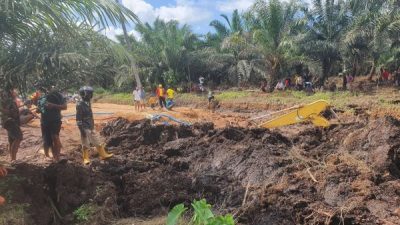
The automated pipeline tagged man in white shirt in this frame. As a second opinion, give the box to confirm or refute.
[132,87,141,111]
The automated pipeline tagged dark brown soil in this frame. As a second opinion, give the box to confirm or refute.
[1,117,400,225]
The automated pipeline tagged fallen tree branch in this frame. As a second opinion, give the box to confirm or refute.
[242,181,251,207]
[306,168,318,183]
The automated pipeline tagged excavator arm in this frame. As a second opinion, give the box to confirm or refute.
[259,100,331,128]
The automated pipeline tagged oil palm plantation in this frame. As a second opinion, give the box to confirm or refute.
[0,0,139,91]
[299,0,350,85]
[248,0,303,91]
[344,0,400,78]
[131,19,199,86]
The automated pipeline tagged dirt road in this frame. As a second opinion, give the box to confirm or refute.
[0,103,250,165]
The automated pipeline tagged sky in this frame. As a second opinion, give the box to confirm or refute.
[103,0,258,41]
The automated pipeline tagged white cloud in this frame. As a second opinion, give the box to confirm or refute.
[105,0,259,40]
[122,0,213,25]
[129,30,142,41]
[122,0,156,23]
[103,26,123,42]
[217,0,255,13]
[103,26,142,42]
[156,5,212,24]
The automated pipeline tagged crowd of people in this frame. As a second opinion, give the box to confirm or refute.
[378,67,400,86]
[0,84,114,205]
[263,73,315,93]
[134,84,176,111]
[261,66,400,94]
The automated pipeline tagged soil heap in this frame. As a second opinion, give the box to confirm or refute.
[1,117,400,225]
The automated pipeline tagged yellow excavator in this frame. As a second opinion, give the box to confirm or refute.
[251,100,338,128]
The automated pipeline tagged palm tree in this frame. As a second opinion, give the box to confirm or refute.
[249,0,303,91]
[299,0,350,85]
[0,0,139,89]
[210,9,244,40]
[130,19,199,86]
[344,0,400,79]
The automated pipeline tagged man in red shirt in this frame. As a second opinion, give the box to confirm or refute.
[156,84,166,109]
[382,68,390,81]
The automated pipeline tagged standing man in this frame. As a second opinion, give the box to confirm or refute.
[76,86,113,164]
[341,73,347,90]
[37,86,67,161]
[394,67,400,86]
[132,87,140,111]
[166,87,175,110]
[0,89,23,161]
[199,76,205,92]
[139,86,146,110]
[156,84,166,109]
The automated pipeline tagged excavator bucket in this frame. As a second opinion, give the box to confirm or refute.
[259,100,330,128]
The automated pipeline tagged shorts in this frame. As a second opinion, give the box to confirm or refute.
[80,129,101,148]
[3,119,23,143]
[41,121,62,148]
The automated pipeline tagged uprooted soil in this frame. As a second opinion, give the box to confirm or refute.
[1,116,400,225]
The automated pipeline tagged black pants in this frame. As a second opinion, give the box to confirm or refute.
[159,96,166,108]
[41,121,62,148]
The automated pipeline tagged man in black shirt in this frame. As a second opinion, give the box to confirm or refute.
[76,86,112,164]
[37,87,67,161]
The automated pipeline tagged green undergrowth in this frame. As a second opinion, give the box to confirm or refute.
[91,88,400,113]
[0,203,30,225]
[0,175,29,225]
[73,203,96,223]
[94,92,133,105]
[167,199,235,225]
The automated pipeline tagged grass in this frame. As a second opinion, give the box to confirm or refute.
[94,92,133,105]
[215,90,252,100]
[73,204,95,222]
[0,203,30,225]
[0,175,26,204]
[0,174,29,225]
[91,87,400,119]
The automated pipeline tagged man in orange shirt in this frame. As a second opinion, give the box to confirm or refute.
[156,84,166,109]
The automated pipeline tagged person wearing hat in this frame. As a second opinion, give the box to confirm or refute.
[76,86,113,164]
[156,84,166,109]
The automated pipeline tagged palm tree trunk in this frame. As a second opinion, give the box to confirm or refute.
[121,17,131,50]
[268,61,279,92]
[351,58,357,77]
[116,0,142,88]
[368,61,376,81]
[320,60,330,87]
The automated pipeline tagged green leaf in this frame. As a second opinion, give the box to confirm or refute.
[207,215,235,225]
[191,199,214,225]
[166,204,187,225]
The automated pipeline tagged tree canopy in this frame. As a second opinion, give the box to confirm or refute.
[1,0,400,93]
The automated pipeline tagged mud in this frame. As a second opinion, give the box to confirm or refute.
[1,116,400,225]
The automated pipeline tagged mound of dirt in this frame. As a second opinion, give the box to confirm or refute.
[2,116,400,225]
[100,117,400,224]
